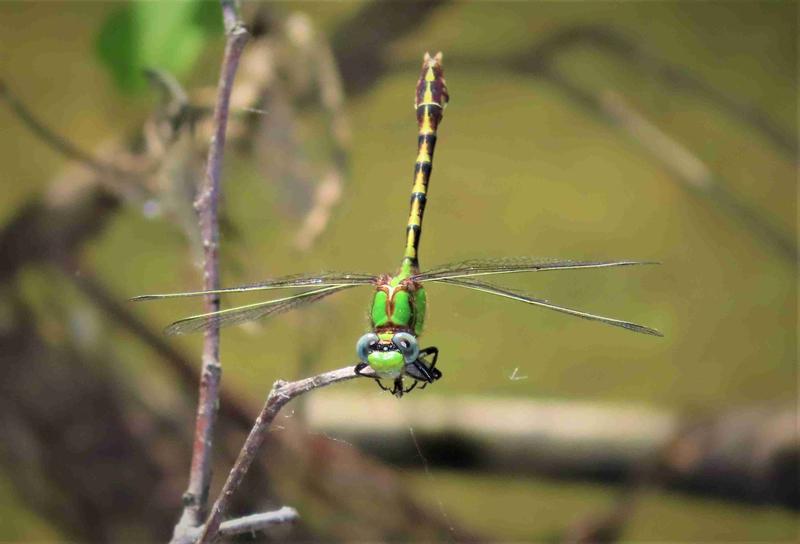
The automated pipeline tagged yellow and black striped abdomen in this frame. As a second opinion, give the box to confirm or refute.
[402,52,449,275]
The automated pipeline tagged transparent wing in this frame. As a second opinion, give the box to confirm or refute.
[132,272,376,301]
[164,285,360,335]
[412,257,657,282]
[435,278,662,337]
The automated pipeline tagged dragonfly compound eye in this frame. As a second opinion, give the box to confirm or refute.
[356,332,380,363]
[391,332,420,363]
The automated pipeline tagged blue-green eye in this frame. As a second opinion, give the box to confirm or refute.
[392,332,419,363]
[356,333,379,362]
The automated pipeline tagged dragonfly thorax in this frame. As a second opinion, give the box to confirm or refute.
[370,275,427,336]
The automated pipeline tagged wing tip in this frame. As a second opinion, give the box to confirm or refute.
[164,319,204,336]
[629,323,664,337]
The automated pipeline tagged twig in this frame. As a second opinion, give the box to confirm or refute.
[196,365,374,544]
[174,0,249,538]
[176,507,299,544]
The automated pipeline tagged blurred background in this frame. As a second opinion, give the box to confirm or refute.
[0,1,796,542]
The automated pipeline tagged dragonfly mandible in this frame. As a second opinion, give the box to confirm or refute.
[133,52,661,397]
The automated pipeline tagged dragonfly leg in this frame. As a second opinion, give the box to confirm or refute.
[403,380,419,394]
[354,362,371,377]
[404,347,442,388]
[406,346,441,378]
[373,378,391,392]
[391,377,405,398]
[419,346,441,379]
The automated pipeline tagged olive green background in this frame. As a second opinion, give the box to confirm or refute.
[0,1,796,541]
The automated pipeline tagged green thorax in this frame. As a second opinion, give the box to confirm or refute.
[370,273,427,336]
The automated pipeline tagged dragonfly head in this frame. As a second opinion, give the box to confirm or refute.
[356,331,419,378]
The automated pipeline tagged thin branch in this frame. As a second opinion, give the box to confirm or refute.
[176,507,299,544]
[197,365,374,544]
[174,1,249,538]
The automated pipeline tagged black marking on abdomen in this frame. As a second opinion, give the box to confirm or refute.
[414,161,433,179]
[410,191,427,206]
[416,105,444,125]
[417,133,438,151]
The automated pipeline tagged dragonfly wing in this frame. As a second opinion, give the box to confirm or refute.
[164,284,359,335]
[412,257,657,282]
[132,272,376,301]
[434,278,662,337]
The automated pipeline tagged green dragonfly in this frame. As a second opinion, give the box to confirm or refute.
[134,52,661,397]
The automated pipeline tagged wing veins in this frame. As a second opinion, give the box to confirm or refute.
[132,272,376,301]
[434,278,662,337]
[164,285,358,335]
[413,258,657,282]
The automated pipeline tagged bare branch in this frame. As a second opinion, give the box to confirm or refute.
[196,365,374,544]
[174,1,249,539]
[216,507,298,535]
[177,507,299,544]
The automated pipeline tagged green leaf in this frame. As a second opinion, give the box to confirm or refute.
[95,0,223,93]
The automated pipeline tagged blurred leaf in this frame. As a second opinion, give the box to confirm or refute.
[95,1,222,93]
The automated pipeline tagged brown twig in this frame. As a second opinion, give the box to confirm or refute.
[174,0,249,538]
[197,365,374,544]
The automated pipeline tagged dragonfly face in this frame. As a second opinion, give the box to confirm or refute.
[355,331,441,397]
[356,331,418,379]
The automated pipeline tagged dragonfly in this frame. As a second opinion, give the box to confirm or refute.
[134,52,661,397]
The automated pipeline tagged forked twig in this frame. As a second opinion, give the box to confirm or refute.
[173,0,249,540]
[176,507,299,544]
[196,365,374,544]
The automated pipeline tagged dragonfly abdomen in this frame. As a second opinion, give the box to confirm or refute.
[402,52,449,274]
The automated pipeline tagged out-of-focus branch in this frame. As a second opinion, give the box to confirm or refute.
[176,507,299,544]
[599,90,797,261]
[283,13,349,252]
[0,81,152,205]
[63,266,254,429]
[517,24,796,158]
[306,393,798,509]
[174,0,249,538]
[332,0,448,95]
[0,80,125,175]
[197,366,374,544]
